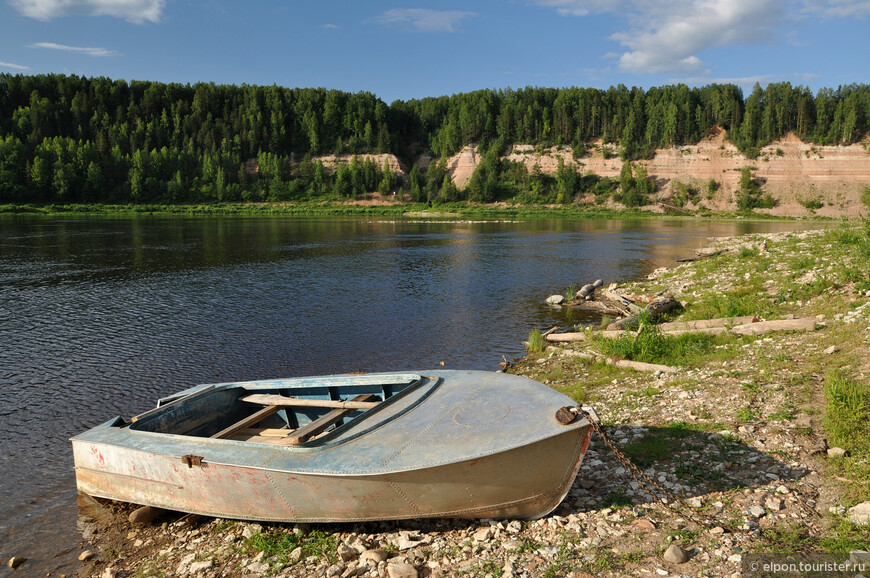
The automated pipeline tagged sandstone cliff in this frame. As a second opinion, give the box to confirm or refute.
[438,129,870,217]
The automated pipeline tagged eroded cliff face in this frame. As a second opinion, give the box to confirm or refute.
[315,153,404,173]
[438,129,870,217]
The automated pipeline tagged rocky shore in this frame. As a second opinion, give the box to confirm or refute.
[27,226,870,578]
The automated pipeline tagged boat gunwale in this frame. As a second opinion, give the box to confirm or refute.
[123,374,440,448]
[156,372,427,407]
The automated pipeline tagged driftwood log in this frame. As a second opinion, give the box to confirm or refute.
[554,348,677,373]
[658,316,759,332]
[729,317,817,335]
[547,316,818,342]
[607,296,682,330]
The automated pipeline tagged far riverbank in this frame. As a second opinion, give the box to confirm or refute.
[0,200,840,220]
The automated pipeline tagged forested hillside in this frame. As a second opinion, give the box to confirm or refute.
[1,74,869,205]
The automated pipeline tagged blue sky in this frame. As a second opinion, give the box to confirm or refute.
[1,0,869,103]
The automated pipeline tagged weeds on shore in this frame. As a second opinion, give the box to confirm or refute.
[526,328,545,353]
[245,529,338,567]
[592,323,722,366]
[824,370,869,461]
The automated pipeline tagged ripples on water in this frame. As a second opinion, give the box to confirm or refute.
[0,215,813,574]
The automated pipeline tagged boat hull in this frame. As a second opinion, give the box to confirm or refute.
[72,370,594,521]
[74,425,591,521]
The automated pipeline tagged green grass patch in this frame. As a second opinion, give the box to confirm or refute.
[824,370,870,453]
[245,529,339,566]
[735,407,762,422]
[628,386,662,397]
[681,289,776,320]
[593,325,721,366]
[760,520,870,554]
[526,328,545,353]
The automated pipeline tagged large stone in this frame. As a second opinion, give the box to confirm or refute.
[360,549,389,565]
[472,527,493,542]
[189,560,213,574]
[338,543,358,562]
[7,557,27,569]
[128,505,167,525]
[848,502,870,526]
[851,551,870,566]
[241,523,263,538]
[746,505,766,518]
[78,550,95,561]
[326,563,345,577]
[631,519,656,531]
[828,447,849,458]
[289,546,303,562]
[546,295,565,305]
[386,562,418,578]
[663,544,689,564]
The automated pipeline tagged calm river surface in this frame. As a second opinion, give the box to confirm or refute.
[0,214,819,575]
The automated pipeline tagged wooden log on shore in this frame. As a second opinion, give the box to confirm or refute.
[603,290,642,314]
[548,347,676,373]
[613,359,677,373]
[658,316,759,332]
[553,316,817,342]
[546,332,587,342]
[730,317,817,335]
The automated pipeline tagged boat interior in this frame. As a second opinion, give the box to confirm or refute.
[126,373,430,445]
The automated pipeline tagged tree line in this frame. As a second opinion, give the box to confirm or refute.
[1,73,869,204]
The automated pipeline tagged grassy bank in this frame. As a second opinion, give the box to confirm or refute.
[520,221,870,562]
[0,200,817,220]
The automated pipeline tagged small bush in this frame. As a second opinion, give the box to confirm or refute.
[527,328,545,353]
[594,324,719,366]
[799,196,824,212]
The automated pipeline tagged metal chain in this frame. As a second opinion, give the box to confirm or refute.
[572,407,714,529]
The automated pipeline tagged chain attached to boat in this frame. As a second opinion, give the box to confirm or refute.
[557,406,713,529]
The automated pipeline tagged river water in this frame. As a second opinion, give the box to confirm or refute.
[0,214,817,575]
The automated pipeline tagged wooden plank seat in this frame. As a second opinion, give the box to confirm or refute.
[241,394,380,410]
[280,394,375,445]
[211,405,282,439]
[216,394,377,444]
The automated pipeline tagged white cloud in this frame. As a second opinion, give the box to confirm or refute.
[801,0,870,16]
[533,0,626,16]
[373,8,476,32]
[321,23,338,29]
[792,72,820,81]
[32,42,118,57]
[0,60,29,70]
[677,73,774,85]
[10,0,164,23]
[536,0,784,74]
[614,0,782,74]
